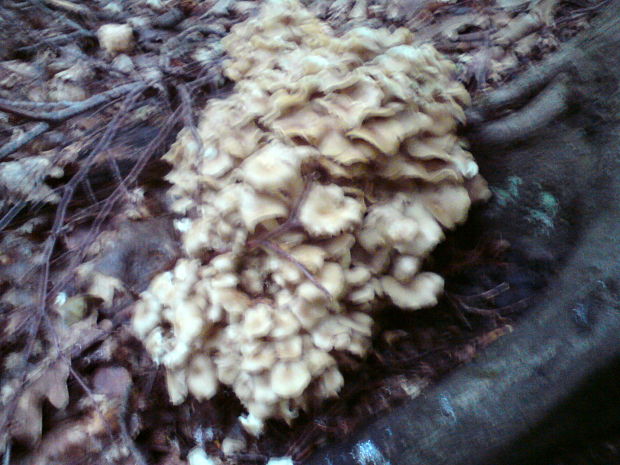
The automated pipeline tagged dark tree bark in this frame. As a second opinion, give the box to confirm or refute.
[305,2,620,464]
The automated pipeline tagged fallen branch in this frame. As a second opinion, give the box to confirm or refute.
[0,82,147,159]
[16,30,91,55]
[0,201,28,231]
[0,82,146,124]
[43,0,90,16]
[0,122,50,160]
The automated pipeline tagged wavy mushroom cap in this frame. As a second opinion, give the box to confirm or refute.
[299,183,365,237]
[270,360,312,398]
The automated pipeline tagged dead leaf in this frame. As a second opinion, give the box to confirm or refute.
[0,156,64,204]
[10,359,70,444]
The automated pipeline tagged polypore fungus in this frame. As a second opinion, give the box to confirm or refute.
[132,0,489,435]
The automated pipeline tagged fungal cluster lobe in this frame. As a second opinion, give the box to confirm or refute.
[133,0,488,436]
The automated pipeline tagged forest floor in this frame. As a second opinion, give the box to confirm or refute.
[0,0,610,464]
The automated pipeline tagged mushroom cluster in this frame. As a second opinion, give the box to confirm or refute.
[132,0,489,435]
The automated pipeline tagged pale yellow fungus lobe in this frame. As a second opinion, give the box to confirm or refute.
[132,0,489,436]
[299,184,365,237]
[270,361,312,399]
[97,24,134,56]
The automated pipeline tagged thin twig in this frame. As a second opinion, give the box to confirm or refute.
[106,157,129,195]
[497,297,530,315]
[258,240,333,300]
[556,0,611,24]
[0,201,28,231]
[473,282,510,300]
[69,355,149,465]
[16,30,91,54]
[448,301,472,330]
[0,82,146,123]
[48,107,181,298]
[0,122,50,160]
[68,366,116,441]
[456,300,498,317]
[451,282,510,302]
[4,0,30,7]
[2,440,10,465]
[118,384,149,465]
[247,176,315,246]
[0,98,72,109]
[28,0,94,37]
[81,178,98,205]
[177,83,203,157]
[0,87,145,435]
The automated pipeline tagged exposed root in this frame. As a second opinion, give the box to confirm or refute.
[466,52,571,125]
[468,76,570,145]
[27,0,94,37]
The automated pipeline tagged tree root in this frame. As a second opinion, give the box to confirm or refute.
[466,51,572,126]
[466,6,620,147]
[468,77,570,146]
